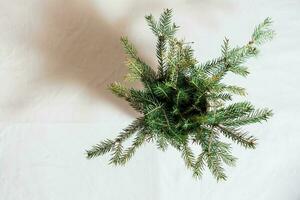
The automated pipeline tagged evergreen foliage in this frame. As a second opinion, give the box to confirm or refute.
[86,9,274,181]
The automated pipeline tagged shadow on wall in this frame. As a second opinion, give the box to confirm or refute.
[30,0,136,116]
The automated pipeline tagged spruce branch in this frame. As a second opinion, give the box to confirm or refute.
[87,9,274,181]
[206,138,228,181]
[109,82,130,98]
[86,139,115,159]
[145,14,159,36]
[109,141,124,165]
[86,118,144,159]
[223,108,273,126]
[118,131,148,164]
[222,85,247,96]
[216,125,257,149]
[251,17,275,45]
[156,135,169,151]
[181,142,196,169]
[157,35,167,77]
[121,37,156,83]
[193,152,206,179]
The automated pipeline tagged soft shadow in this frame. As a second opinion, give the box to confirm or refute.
[6,0,236,119]
[30,0,136,116]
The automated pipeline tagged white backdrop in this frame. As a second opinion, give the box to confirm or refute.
[0,0,300,199]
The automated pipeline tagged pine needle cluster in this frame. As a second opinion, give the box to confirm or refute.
[86,9,274,181]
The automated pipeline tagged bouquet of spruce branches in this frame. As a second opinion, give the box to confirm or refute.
[86,9,274,181]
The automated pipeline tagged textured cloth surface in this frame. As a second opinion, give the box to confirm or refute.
[0,0,299,199]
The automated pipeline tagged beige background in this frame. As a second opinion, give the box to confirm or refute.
[0,0,300,199]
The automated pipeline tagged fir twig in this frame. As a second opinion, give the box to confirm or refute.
[87,9,274,181]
